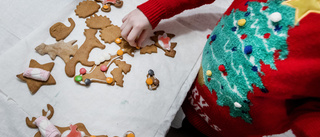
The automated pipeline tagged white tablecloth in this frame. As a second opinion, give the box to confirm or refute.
[0,0,232,136]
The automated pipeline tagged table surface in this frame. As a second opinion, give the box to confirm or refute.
[0,0,236,137]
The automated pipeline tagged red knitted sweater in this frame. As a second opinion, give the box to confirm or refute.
[138,0,320,137]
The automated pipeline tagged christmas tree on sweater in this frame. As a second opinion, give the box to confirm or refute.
[202,0,295,123]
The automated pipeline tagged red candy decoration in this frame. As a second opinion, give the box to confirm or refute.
[80,68,86,75]
[100,65,108,72]
[241,34,247,39]
[223,72,228,76]
[262,6,268,11]
[219,65,226,72]
[264,33,271,39]
[207,34,210,39]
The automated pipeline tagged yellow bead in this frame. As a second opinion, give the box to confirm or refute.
[117,49,124,56]
[115,38,122,44]
[103,5,109,9]
[206,70,212,76]
[126,133,135,137]
[106,77,113,84]
[146,78,153,85]
[238,19,246,26]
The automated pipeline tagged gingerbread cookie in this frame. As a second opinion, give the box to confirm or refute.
[146,69,159,90]
[65,29,105,77]
[50,18,75,41]
[140,44,158,54]
[85,14,112,29]
[75,0,100,18]
[150,31,177,58]
[16,59,56,94]
[116,38,136,57]
[26,104,112,137]
[35,40,78,63]
[95,0,123,12]
[74,54,120,86]
[74,51,131,87]
[99,25,121,44]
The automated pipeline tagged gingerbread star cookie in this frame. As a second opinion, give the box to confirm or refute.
[17,59,56,94]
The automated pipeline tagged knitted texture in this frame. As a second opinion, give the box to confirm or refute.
[202,0,295,123]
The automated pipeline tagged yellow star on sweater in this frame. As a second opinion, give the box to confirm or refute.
[282,0,320,24]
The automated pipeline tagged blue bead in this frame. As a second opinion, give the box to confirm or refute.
[245,12,251,17]
[251,66,258,72]
[274,25,282,32]
[221,85,224,89]
[84,79,91,86]
[211,35,217,41]
[245,1,249,5]
[232,47,237,51]
[231,27,237,32]
[244,45,252,54]
[261,88,269,93]
[148,69,154,76]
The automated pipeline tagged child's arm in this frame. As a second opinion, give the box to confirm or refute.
[121,0,216,47]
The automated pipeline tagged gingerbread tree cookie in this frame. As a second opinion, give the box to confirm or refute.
[65,29,105,77]
[140,44,158,54]
[35,40,78,63]
[85,14,112,29]
[16,59,56,94]
[99,25,121,44]
[50,18,75,41]
[75,0,100,18]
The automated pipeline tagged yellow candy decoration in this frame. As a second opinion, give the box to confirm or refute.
[238,19,246,26]
[106,77,113,84]
[206,70,212,76]
[117,49,124,56]
[90,136,96,137]
[146,78,153,85]
[115,38,122,44]
[127,133,135,137]
[103,5,109,9]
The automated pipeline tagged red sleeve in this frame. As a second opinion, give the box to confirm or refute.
[137,0,216,28]
[289,100,320,137]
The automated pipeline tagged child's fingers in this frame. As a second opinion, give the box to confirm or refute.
[120,20,128,31]
[137,30,148,48]
[127,28,142,47]
[122,14,129,23]
[121,24,133,41]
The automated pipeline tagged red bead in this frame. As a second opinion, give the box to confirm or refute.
[262,6,268,11]
[80,68,86,75]
[219,65,226,72]
[264,33,271,39]
[208,78,211,82]
[241,34,247,39]
[207,34,210,39]
[100,65,108,72]
[223,72,228,76]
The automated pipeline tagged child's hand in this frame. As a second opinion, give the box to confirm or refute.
[121,9,152,48]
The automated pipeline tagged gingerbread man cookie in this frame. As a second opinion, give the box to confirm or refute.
[50,18,75,41]
[75,0,100,18]
[95,0,123,12]
[65,29,105,77]
[17,59,56,94]
[35,40,78,63]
